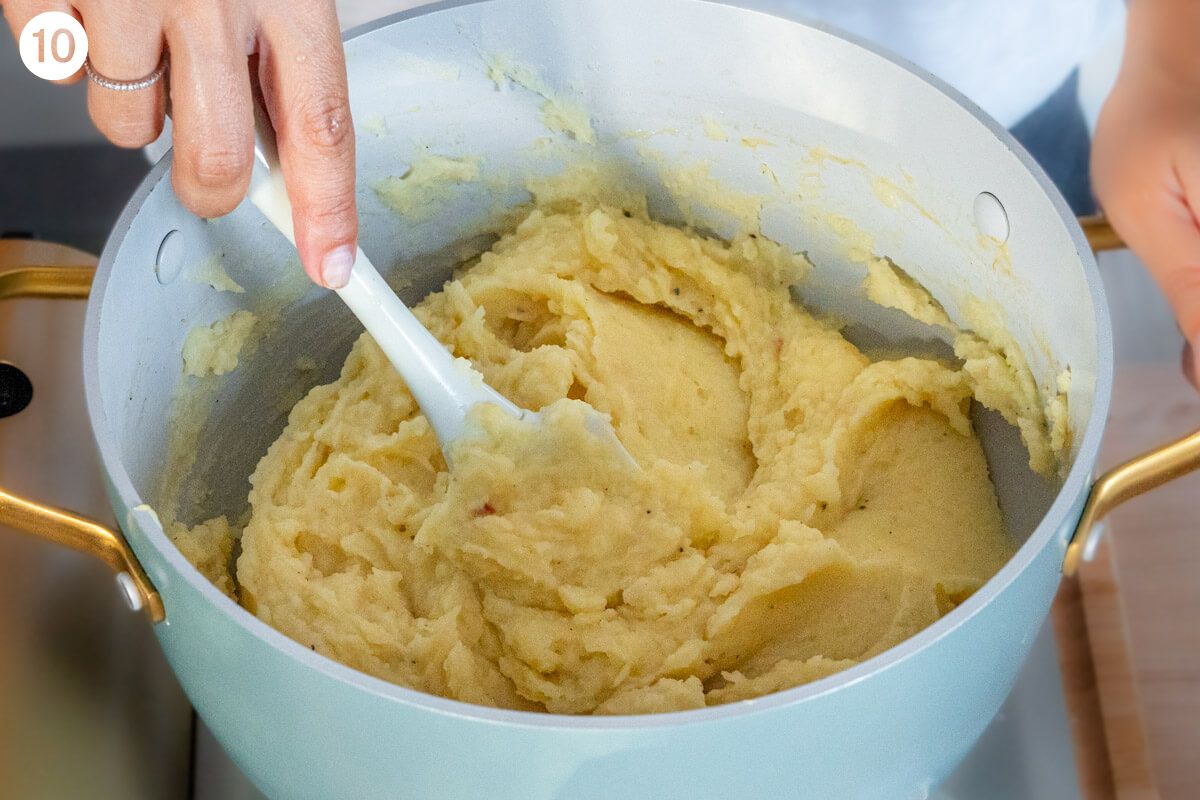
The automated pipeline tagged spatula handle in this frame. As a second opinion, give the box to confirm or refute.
[246,99,520,447]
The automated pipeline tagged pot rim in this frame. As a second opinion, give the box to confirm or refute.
[83,0,1114,730]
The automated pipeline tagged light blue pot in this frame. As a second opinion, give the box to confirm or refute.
[75,1,1116,798]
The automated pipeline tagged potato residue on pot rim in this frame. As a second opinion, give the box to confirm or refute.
[167,175,1064,715]
[863,257,1072,474]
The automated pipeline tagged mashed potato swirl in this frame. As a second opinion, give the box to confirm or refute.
[218,200,1016,714]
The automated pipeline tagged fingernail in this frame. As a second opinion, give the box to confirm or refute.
[321,245,355,289]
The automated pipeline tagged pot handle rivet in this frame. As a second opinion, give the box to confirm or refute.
[1081,520,1107,563]
[155,229,185,285]
[115,572,145,612]
[974,192,1009,243]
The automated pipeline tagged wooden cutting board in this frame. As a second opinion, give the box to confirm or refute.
[1054,535,1159,800]
[1053,361,1200,800]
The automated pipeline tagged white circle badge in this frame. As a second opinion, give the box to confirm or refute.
[19,11,88,81]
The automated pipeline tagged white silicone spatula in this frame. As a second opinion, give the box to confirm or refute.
[245,104,632,466]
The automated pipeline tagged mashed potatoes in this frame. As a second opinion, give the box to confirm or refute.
[180,196,1028,714]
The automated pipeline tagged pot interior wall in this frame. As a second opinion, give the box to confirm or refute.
[93,0,1095,552]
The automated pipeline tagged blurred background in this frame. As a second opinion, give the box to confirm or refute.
[1,1,1198,798]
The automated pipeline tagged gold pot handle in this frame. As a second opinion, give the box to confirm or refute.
[1063,217,1200,576]
[1078,215,1125,254]
[0,241,163,621]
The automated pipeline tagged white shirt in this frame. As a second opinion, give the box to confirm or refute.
[337,0,1125,128]
[743,0,1125,126]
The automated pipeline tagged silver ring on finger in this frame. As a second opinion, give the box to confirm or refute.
[84,54,167,92]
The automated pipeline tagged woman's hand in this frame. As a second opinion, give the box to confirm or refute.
[2,0,357,288]
[1092,0,1200,385]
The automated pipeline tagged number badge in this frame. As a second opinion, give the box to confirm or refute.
[19,11,88,81]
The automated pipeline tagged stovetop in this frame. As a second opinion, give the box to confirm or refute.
[0,144,1084,800]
